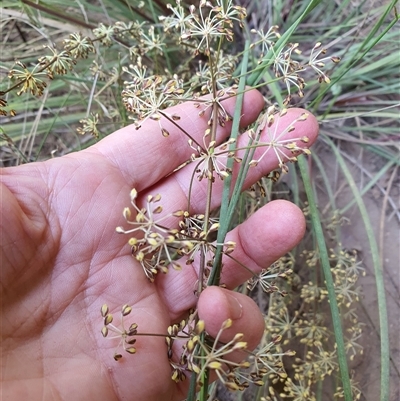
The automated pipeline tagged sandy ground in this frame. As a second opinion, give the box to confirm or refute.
[314,142,400,401]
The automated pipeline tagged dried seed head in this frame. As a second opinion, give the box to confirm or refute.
[232,341,247,351]
[225,382,240,391]
[194,320,205,335]
[172,262,182,271]
[218,170,229,180]
[128,323,138,335]
[191,363,200,374]
[173,210,185,217]
[153,205,163,214]
[104,314,113,326]
[121,304,132,316]
[299,113,309,121]
[187,339,195,352]
[222,319,233,330]
[123,207,131,220]
[209,222,220,231]
[233,333,244,342]
[101,304,109,317]
[208,361,223,370]
[272,335,282,344]
[130,188,138,201]
[128,237,138,246]
[125,347,137,354]
[171,369,180,382]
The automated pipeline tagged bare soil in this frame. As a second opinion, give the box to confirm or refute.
[311,142,400,401]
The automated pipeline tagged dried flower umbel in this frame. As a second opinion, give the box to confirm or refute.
[101,304,138,361]
[115,189,193,281]
[247,107,311,173]
[261,245,364,400]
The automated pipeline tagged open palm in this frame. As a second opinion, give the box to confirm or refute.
[0,90,318,401]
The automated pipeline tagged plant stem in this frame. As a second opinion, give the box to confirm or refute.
[208,40,251,285]
[298,154,352,401]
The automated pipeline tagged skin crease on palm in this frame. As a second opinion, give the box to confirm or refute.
[0,88,318,401]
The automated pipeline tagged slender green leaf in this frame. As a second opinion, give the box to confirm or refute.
[298,155,352,401]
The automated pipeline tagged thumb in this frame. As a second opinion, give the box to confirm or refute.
[198,286,264,351]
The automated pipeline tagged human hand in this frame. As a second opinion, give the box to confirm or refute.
[0,89,318,401]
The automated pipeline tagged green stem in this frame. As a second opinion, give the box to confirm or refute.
[199,361,209,401]
[197,33,225,400]
[187,371,198,401]
[208,40,251,285]
[298,155,352,401]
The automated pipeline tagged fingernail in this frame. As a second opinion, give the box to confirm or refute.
[225,292,243,320]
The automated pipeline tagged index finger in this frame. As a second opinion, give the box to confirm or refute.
[92,89,264,191]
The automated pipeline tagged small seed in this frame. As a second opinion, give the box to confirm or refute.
[121,305,132,316]
[104,314,113,325]
[125,347,136,354]
[101,304,109,317]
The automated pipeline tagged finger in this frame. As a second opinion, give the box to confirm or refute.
[157,200,305,320]
[198,287,264,351]
[141,108,318,214]
[221,200,305,287]
[92,89,264,192]
[170,287,263,395]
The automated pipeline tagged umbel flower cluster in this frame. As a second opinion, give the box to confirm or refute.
[115,188,235,283]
